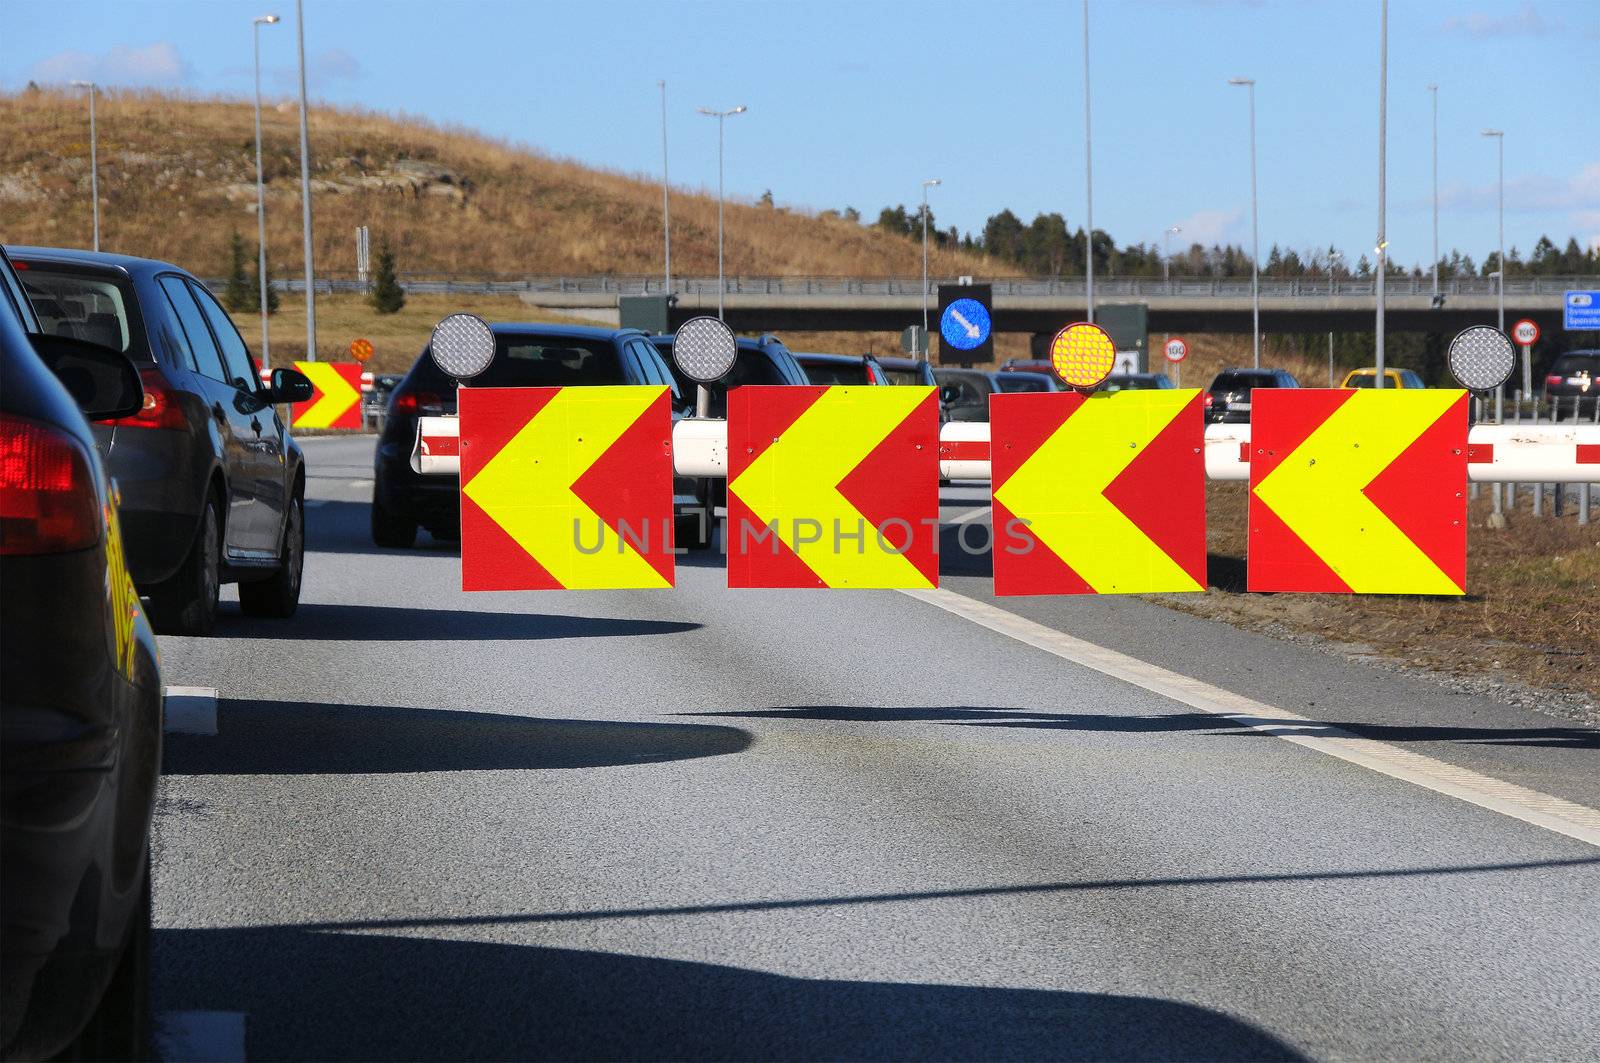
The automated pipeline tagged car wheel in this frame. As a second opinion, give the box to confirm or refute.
[371,492,416,548]
[66,861,152,1061]
[239,494,304,618]
[148,497,220,637]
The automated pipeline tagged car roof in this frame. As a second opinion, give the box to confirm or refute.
[874,356,925,369]
[650,333,782,351]
[6,244,186,280]
[934,367,990,379]
[794,352,865,364]
[488,322,641,343]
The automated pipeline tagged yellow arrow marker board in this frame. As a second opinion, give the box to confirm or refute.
[1249,388,1468,594]
[292,361,364,429]
[459,386,675,591]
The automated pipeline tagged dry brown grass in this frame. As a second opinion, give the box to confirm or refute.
[2,88,1003,283]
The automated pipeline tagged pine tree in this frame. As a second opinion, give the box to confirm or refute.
[224,232,254,312]
[369,240,406,315]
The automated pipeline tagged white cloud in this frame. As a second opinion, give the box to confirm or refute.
[28,42,191,86]
[268,48,365,94]
[1169,208,1243,247]
[1441,1,1561,38]
[1432,161,1600,212]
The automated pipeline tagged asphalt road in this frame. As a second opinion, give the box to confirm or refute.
[151,433,1600,1062]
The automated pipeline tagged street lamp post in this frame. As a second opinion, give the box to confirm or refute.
[1375,0,1388,387]
[920,178,940,361]
[252,15,280,368]
[1429,83,1439,305]
[658,80,670,297]
[1082,0,1095,324]
[1228,77,1260,368]
[69,81,99,251]
[294,0,316,361]
[1327,249,1342,385]
[1483,127,1506,520]
[696,105,746,320]
[1162,225,1181,286]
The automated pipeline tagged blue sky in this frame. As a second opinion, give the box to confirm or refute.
[5,0,1597,268]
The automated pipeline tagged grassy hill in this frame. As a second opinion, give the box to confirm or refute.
[0,88,1002,282]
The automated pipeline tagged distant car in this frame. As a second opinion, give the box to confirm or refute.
[1341,367,1426,389]
[1542,350,1599,415]
[934,368,996,422]
[795,352,887,386]
[1101,372,1175,393]
[375,323,702,548]
[872,356,938,388]
[1205,367,1299,423]
[7,246,313,635]
[648,332,809,418]
[990,370,1061,394]
[1,250,163,1061]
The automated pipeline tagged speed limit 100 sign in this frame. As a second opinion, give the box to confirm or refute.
[1163,336,1189,363]
[1511,319,1539,347]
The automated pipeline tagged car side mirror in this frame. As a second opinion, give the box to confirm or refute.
[939,384,960,406]
[28,333,145,421]
[269,367,315,404]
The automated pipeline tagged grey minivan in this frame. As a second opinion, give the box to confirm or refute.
[8,246,313,636]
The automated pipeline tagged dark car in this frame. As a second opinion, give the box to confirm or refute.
[998,359,1055,375]
[873,356,938,388]
[1101,372,1176,393]
[648,332,809,418]
[1,250,163,1061]
[1205,367,1300,423]
[795,353,887,386]
[1543,350,1599,415]
[7,246,312,636]
[375,323,698,548]
[990,370,1061,394]
[933,368,996,422]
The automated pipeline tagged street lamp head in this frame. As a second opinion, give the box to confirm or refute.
[1166,225,1181,235]
[1481,128,1502,137]
[1227,77,1254,86]
[255,13,280,23]
[922,178,941,188]
[731,105,747,115]
[70,79,93,89]
[1427,82,1438,91]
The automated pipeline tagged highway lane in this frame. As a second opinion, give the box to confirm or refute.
[151,433,1600,1061]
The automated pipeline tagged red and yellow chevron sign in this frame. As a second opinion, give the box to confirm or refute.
[727,385,939,588]
[990,390,1207,595]
[293,361,364,429]
[458,386,675,591]
[1249,388,1468,594]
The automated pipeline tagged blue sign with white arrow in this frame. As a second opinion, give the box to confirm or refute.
[940,298,992,351]
[1565,290,1600,330]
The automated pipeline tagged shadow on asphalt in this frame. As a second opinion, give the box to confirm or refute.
[154,928,1303,1061]
[163,701,750,775]
[681,705,1600,750]
[219,603,701,642]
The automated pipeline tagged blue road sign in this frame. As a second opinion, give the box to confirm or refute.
[940,298,992,351]
[1565,291,1600,330]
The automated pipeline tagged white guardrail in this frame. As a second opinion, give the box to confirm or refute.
[413,417,1600,484]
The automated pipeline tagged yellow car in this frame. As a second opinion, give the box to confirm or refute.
[1341,367,1426,389]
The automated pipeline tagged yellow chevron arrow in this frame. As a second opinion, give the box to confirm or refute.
[293,361,361,428]
[993,390,1204,593]
[730,386,933,588]
[463,387,670,590]
[1252,389,1463,594]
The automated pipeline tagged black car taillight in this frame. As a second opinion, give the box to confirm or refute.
[0,414,101,556]
[392,390,446,416]
[103,367,187,430]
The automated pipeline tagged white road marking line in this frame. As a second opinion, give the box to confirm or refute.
[164,687,218,736]
[902,587,1600,849]
[155,1009,246,1062]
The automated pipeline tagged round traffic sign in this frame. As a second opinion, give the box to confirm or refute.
[1163,336,1189,363]
[939,298,991,352]
[1511,319,1540,347]
[1049,321,1117,390]
[671,316,738,383]
[350,337,374,363]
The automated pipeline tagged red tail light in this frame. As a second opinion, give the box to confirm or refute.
[104,367,187,430]
[1204,392,1215,407]
[0,414,101,555]
[392,390,445,416]
[1546,374,1564,388]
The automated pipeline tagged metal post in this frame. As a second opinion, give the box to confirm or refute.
[1327,249,1341,386]
[1429,83,1439,303]
[1163,225,1180,288]
[253,15,278,369]
[659,80,670,297]
[71,81,99,250]
[1083,0,1095,325]
[920,178,940,362]
[1374,0,1387,387]
[294,0,316,360]
[696,105,746,321]
[1229,77,1260,367]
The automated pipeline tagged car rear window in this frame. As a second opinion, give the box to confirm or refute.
[882,367,927,386]
[993,374,1051,393]
[411,335,630,391]
[17,265,145,359]
[802,360,872,386]
[1211,371,1274,392]
[1550,354,1600,377]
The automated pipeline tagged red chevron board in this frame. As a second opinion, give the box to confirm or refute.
[990,390,1207,595]
[726,385,940,589]
[458,386,675,591]
[1248,388,1468,594]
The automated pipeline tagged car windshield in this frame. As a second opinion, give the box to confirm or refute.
[1211,371,1273,393]
[993,374,1051,393]
[802,360,872,386]
[17,266,142,358]
[1103,375,1160,393]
